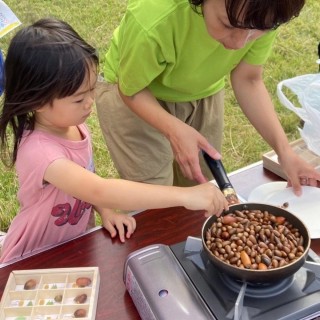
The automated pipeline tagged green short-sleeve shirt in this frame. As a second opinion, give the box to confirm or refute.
[104,0,277,102]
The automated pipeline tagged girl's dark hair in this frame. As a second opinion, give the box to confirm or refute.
[189,0,305,30]
[0,18,99,167]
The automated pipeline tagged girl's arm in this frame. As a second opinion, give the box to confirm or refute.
[44,158,228,216]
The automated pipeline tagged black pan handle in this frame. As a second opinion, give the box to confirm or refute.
[202,151,233,190]
[202,151,239,205]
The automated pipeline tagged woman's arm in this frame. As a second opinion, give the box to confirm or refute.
[231,61,290,155]
[119,87,221,183]
[231,60,320,194]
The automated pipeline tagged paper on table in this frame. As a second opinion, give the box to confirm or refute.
[0,0,21,38]
[248,182,320,239]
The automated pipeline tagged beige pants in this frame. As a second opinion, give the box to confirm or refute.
[95,81,225,187]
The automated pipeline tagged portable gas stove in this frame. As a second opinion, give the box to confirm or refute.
[124,237,320,320]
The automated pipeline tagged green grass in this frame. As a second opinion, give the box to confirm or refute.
[1,0,320,231]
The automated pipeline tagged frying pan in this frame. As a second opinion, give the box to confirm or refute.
[202,152,311,283]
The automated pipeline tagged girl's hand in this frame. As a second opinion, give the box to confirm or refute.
[183,182,229,217]
[100,208,136,242]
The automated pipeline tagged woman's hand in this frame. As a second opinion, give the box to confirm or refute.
[168,121,221,183]
[278,149,320,196]
[119,88,221,184]
[99,208,137,242]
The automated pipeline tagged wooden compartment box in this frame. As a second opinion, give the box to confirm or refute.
[0,267,100,320]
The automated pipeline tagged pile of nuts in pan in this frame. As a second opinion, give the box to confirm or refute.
[204,209,305,270]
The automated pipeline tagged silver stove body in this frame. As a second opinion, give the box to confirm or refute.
[124,243,214,319]
[123,238,320,320]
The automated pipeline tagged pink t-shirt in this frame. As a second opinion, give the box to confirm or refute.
[0,124,94,263]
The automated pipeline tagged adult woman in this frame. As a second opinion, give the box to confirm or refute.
[96,0,320,194]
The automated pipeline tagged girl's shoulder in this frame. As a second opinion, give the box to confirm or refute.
[16,130,63,168]
[18,125,91,162]
[20,124,90,149]
[19,129,63,152]
[16,125,91,180]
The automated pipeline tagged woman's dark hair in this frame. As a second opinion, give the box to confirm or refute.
[0,18,99,167]
[189,0,305,30]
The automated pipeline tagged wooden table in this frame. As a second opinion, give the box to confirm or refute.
[1,162,319,319]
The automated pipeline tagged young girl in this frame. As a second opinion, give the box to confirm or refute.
[0,18,228,263]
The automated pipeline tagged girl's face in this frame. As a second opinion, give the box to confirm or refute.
[202,0,267,50]
[35,67,97,131]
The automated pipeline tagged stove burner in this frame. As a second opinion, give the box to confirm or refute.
[219,272,295,298]
[175,237,320,320]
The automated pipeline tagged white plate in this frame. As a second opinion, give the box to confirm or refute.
[248,182,320,239]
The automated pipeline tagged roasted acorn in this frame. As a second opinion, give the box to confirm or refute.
[24,279,37,290]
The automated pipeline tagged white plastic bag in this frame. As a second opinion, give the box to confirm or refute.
[277,73,320,156]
